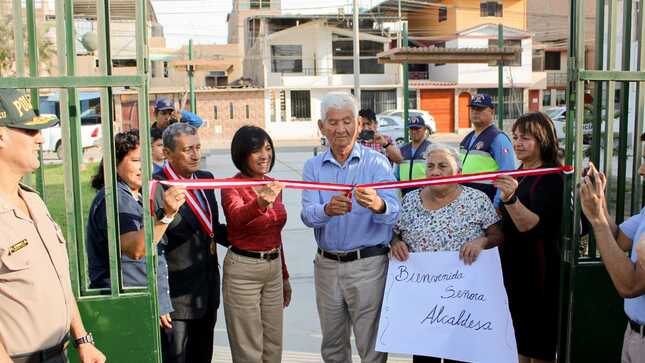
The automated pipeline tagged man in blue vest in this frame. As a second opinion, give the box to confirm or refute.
[397,115,432,196]
[459,93,516,206]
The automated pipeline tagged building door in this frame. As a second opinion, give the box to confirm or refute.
[420,89,454,132]
[458,92,471,129]
[529,90,540,111]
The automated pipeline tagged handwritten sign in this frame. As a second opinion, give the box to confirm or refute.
[376,248,518,363]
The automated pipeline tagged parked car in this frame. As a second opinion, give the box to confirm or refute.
[376,115,405,145]
[318,115,410,149]
[41,112,103,159]
[378,109,437,134]
[544,106,596,144]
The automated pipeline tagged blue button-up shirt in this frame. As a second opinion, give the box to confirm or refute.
[618,208,645,324]
[301,143,400,252]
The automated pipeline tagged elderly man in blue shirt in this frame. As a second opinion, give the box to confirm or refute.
[301,93,400,363]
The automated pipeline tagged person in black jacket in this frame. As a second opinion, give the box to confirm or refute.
[153,123,228,363]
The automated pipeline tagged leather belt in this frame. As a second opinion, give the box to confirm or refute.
[629,318,645,336]
[230,246,280,261]
[11,336,69,363]
[317,245,389,263]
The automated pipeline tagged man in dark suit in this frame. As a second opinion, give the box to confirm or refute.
[153,123,227,363]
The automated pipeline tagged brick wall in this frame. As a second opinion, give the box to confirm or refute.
[115,89,265,150]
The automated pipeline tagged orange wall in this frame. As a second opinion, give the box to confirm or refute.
[456,0,527,32]
[409,0,527,38]
[409,0,457,38]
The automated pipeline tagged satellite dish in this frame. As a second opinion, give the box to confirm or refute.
[81,31,98,53]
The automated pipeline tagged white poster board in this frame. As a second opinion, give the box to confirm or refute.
[376,248,518,363]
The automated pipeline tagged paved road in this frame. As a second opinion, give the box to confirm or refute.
[205,147,417,361]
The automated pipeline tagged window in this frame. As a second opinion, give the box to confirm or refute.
[480,0,503,17]
[408,89,418,109]
[332,34,385,74]
[488,39,522,66]
[151,61,158,78]
[360,90,396,114]
[279,90,286,121]
[245,105,250,119]
[290,91,311,121]
[438,6,447,22]
[205,71,228,87]
[249,0,271,9]
[477,88,524,120]
[542,90,552,107]
[229,103,234,119]
[271,45,303,73]
[213,105,218,120]
[545,51,562,71]
[112,59,137,67]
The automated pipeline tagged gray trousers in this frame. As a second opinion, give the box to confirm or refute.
[622,323,645,363]
[314,253,388,363]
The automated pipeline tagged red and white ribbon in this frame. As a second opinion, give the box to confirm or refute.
[162,163,214,237]
[152,165,574,193]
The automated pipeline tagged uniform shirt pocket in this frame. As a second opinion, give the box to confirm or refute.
[0,248,31,273]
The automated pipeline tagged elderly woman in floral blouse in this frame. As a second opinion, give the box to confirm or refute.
[390,144,503,363]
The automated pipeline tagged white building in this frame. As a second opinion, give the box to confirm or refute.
[243,16,403,140]
[409,24,546,132]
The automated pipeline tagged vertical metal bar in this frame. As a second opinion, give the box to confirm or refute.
[25,0,45,196]
[62,0,86,296]
[352,0,361,105]
[97,0,121,296]
[632,0,645,212]
[12,0,25,77]
[560,0,586,360]
[591,0,605,167]
[136,0,162,358]
[616,0,633,222]
[403,22,409,143]
[588,0,606,259]
[15,0,32,188]
[188,39,195,112]
[498,24,504,128]
[604,0,619,200]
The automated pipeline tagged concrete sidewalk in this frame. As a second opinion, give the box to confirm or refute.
[213,346,412,362]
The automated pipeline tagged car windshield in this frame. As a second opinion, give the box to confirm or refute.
[378,117,398,127]
[544,107,565,119]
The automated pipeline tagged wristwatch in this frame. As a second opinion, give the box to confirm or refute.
[501,194,518,205]
[382,142,392,149]
[156,209,175,224]
[74,333,94,348]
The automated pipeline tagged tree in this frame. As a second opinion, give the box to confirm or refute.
[0,16,56,77]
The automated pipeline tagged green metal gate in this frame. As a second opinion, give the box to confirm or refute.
[1,0,161,361]
[560,0,645,361]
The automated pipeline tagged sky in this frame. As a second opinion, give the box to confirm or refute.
[152,0,379,48]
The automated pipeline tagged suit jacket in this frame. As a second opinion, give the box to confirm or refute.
[153,169,228,320]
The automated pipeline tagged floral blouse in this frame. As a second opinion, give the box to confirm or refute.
[394,186,499,252]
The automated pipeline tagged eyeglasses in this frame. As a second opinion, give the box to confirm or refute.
[159,110,174,116]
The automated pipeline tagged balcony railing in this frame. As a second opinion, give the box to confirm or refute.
[409,71,429,80]
[280,67,334,76]
[547,71,567,88]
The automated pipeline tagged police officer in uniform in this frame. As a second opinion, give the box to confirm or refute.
[397,115,432,196]
[0,89,106,363]
[459,94,516,206]
[151,98,203,131]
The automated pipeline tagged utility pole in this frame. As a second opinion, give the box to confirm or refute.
[188,39,195,112]
[497,24,504,128]
[353,0,361,105]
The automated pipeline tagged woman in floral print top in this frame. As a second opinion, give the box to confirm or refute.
[390,144,503,363]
